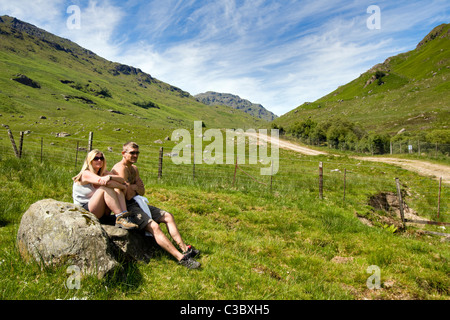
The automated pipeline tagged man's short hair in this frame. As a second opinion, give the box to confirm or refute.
[123,141,139,152]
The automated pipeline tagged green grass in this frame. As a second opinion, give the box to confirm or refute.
[0,136,448,300]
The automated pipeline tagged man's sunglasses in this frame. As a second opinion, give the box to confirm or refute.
[128,151,140,155]
[93,156,104,161]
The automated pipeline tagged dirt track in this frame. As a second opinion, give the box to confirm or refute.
[245,132,326,156]
[354,157,450,184]
[249,132,450,184]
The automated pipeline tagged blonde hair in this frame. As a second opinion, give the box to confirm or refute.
[72,149,106,183]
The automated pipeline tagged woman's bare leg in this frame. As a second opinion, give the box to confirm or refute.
[114,188,128,213]
[89,186,123,218]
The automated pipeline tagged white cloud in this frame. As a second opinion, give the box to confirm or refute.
[115,3,391,115]
[59,0,125,60]
[145,0,449,116]
[109,1,397,115]
[0,0,64,31]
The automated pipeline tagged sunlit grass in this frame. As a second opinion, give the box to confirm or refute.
[0,142,448,300]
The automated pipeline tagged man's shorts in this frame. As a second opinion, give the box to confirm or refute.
[126,199,167,230]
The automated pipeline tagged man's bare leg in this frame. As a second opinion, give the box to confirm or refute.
[158,213,188,253]
[145,220,200,269]
[146,220,184,261]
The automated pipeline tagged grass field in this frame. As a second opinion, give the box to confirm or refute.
[0,130,448,300]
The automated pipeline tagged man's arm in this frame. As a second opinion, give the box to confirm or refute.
[111,164,145,200]
[131,166,145,197]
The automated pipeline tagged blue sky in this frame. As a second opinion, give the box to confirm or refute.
[1,1,449,116]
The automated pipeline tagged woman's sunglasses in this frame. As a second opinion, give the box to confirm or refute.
[93,156,104,161]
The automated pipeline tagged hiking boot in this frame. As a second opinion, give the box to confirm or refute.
[183,245,200,259]
[115,212,138,230]
[179,255,201,269]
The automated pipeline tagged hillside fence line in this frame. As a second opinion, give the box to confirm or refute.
[1,129,448,229]
[282,135,450,157]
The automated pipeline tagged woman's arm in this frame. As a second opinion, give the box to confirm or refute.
[107,180,127,191]
[81,170,108,185]
[104,170,126,184]
[81,170,126,190]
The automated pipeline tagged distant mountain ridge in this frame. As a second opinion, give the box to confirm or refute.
[195,91,278,121]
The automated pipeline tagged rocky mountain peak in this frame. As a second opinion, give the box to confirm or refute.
[195,91,277,121]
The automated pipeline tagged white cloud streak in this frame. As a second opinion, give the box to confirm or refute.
[0,0,64,31]
[59,0,125,60]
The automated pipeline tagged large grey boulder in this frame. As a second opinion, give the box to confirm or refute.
[17,199,118,278]
[16,199,155,278]
[102,225,155,263]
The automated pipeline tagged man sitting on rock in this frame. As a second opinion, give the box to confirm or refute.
[111,141,201,269]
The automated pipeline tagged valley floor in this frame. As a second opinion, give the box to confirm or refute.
[250,132,450,184]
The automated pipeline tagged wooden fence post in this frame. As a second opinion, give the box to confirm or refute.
[437,177,442,219]
[19,131,24,158]
[233,156,238,186]
[270,162,273,193]
[395,178,406,229]
[158,147,163,179]
[75,141,79,169]
[343,168,347,203]
[319,161,323,200]
[40,137,43,162]
[193,153,196,181]
[88,132,93,151]
[7,129,20,158]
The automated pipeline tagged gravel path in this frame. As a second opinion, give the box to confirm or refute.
[249,132,449,184]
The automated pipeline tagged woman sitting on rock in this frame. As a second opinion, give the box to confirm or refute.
[72,149,138,230]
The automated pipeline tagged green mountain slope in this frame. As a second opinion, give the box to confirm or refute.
[0,15,265,142]
[273,24,450,139]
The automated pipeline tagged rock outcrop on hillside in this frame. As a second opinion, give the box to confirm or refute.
[416,23,450,49]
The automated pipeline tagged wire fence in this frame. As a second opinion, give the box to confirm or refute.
[283,135,450,158]
[1,129,448,225]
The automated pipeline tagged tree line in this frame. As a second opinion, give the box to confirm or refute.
[272,118,450,155]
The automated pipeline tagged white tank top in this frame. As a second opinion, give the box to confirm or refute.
[72,182,96,206]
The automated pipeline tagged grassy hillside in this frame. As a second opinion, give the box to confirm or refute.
[0,15,266,144]
[273,24,450,140]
